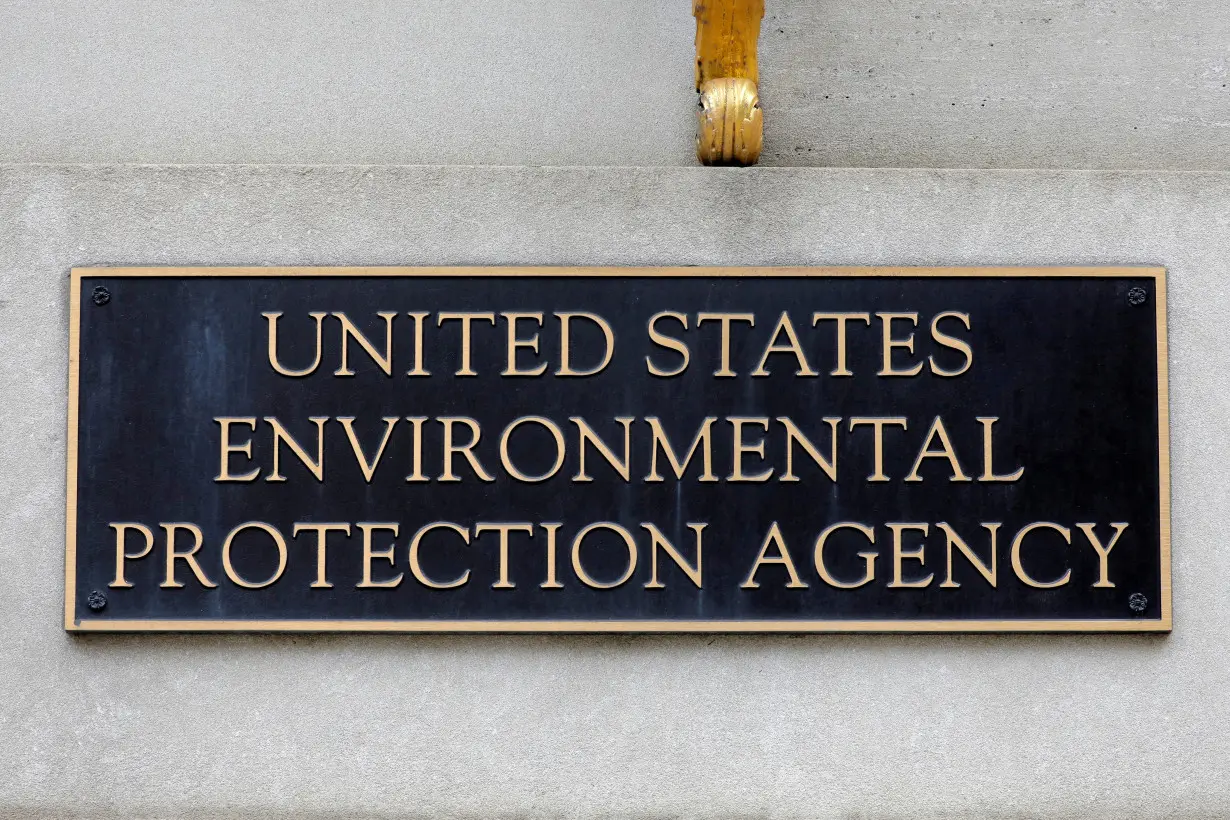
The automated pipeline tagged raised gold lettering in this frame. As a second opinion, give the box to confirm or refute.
[265,416,328,482]
[405,311,431,376]
[937,522,999,588]
[333,311,397,377]
[812,313,871,377]
[571,522,637,589]
[572,417,633,482]
[848,417,908,482]
[814,522,877,588]
[501,312,549,377]
[1011,522,1072,588]
[740,522,808,589]
[904,416,972,482]
[292,522,351,589]
[696,312,755,377]
[777,416,839,482]
[877,312,924,377]
[160,522,217,589]
[646,311,690,377]
[409,522,471,589]
[357,522,403,588]
[929,311,973,376]
[338,416,399,482]
[727,417,774,482]
[556,312,615,377]
[475,523,535,589]
[215,417,260,482]
[438,312,496,376]
[404,416,428,482]
[222,521,288,589]
[264,311,325,377]
[1076,522,1129,588]
[751,311,818,377]
[644,417,718,482]
[500,416,566,482]
[977,417,1024,482]
[642,523,704,589]
[540,522,564,589]
[439,417,495,482]
[887,522,933,588]
[109,522,155,588]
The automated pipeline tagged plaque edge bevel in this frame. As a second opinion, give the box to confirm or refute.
[63,265,1173,634]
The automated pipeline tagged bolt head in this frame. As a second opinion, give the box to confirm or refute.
[1127,286,1148,306]
[91,285,111,306]
[1128,592,1148,613]
[86,590,107,611]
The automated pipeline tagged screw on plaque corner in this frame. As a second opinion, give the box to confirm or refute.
[1127,286,1148,306]
[86,590,107,612]
[1128,592,1148,614]
[91,286,111,306]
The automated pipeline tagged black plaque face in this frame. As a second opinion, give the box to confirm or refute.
[65,267,1170,632]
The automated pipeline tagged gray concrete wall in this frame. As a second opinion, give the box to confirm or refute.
[1,163,1228,818]
[3,0,1230,170]
[4,0,1228,816]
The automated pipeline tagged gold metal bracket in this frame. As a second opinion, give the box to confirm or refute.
[694,0,764,166]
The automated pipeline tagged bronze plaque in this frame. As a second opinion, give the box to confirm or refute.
[65,267,1171,632]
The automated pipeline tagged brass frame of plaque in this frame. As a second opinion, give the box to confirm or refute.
[65,266,1171,633]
